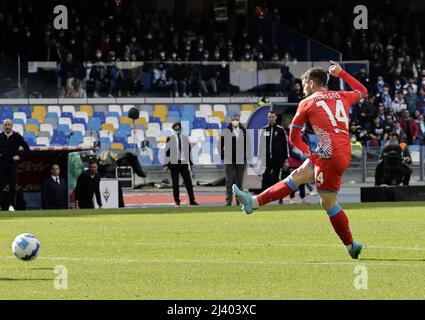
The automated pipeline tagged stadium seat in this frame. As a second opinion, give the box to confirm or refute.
[93,111,106,123]
[26,138,36,147]
[57,124,71,136]
[241,104,254,111]
[80,105,94,117]
[227,104,241,116]
[45,112,59,122]
[198,153,212,165]
[31,111,45,124]
[212,111,225,123]
[105,116,119,129]
[51,134,67,146]
[36,137,50,147]
[47,105,61,117]
[111,143,124,150]
[149,116,162,124]
[13,112,27,124]
[61,112,74,120]
[40,124,54,137]
[102,123,115,133]
[120,117,133,129]
[193,117,207,129]
[213,104,227,115]
[38,131,51,139]
[72,118,87,129]
[23,131,37,141]
[162,122,174,132]
[33,105,47,117]
[99,130,113,142]
[99,138,111,150]
[106,111,120,119]
[153,104,168,122]
[72,123,86,136]
[44,117,58,130]
[134,118,147,129]
[108,105,122,116]
[18,106,32,118]
[140,105,153,114]
[27,118,40,127]
[208,116,222,126]
[168,104,180,113]
[206,123,220,129]
[114,129,130,139]
[62,105,76,117]
[82,136,96,147]
[139,110,149,122]
[75,111,89,124]
[122,105,135,114]
[25,123,39,136]
[14,124,24,135]
[147,122,161,133]
[87,118,102,132]
[199,104,213,116]
[59,117,72,128]
[94,105,108,114]
[12,118,25,127]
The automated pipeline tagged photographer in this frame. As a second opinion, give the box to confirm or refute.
[374,133,412,186]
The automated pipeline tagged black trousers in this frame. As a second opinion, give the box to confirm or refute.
[0,162,17,207]
[169,164,195,204]
[261,165,281,191]
[225,164,245,204]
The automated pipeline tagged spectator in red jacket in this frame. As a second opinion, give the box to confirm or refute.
[399,110,419,144]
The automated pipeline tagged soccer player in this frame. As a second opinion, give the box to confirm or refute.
[233,61,367,259]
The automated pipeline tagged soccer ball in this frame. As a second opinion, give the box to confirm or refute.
[11,233,41,261]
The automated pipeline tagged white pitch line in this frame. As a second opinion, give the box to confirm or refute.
[0,254,424,269]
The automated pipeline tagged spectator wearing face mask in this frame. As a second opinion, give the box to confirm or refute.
[417,87,425,113]
[220,114,251,206]
[403,78,418,94]
[88,49,107,98]
[58,52,85,97]
[404,86,418,113]
[350,134,363,161]
[105,51,121,97]
[152,63,178,97]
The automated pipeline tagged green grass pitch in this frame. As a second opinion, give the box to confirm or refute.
[0,202,425,299]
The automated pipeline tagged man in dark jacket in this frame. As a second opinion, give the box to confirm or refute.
[42,163,68,209]
[0,119,30,211]
[75,160,102,209]
[220,114,251,206]
[259,111,289,191]
[163,122,198,206]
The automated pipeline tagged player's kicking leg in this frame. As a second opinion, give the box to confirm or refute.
[232,159,314,214]
[318,192,362,259]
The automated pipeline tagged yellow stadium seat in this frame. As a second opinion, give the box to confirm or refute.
[31,112,45,124]
[80,105,93,117]
[154,104,168,114]
[33,105,47,117]
[25,124,39,136]
[207,129,219,137]
[241,104,254,111]
[135,118,147,128]
[120,117,133,128]
[158,136,168,143]
[212,111,225,122]
[111,143,124,150]
[102,123,115,133]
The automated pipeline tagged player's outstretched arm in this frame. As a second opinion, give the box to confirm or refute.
[328,60,368,99]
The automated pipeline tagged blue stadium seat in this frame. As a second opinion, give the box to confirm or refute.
[87,118,102,132]
[99,137,111,149]
[57,124,71,136]
[227,105,241,116]
[206,123,220,129]
[23,131,36,141]
[107,111,120,118]
[18,106,32,118]
[119,123,132,133]
[72,118,87,127]
[93,112,106,122]
[113,137,126,145]
[12,118,25,126]
[50,135,67,146]
[114,130,130,139]
[193,117,207,129]
[45,112,59,121]
[61,112,74,120]
[168,105,181,113]
[26,138,36,147]
[168,110,180,119]
[149,116,161,124]
[27,118,40,127]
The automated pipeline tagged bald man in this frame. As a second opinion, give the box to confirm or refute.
[0,119,30,211]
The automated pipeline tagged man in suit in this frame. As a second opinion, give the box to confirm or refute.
[0,119,30,211]
[75,160,102,209]
[164,122,198,206]
[42,163,68,209]
[259,111,289,191]
[220,114,251,206]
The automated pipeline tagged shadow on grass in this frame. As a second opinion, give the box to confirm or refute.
[0,277,52,281]
[0,201,424,219]
[360,258,425,263]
